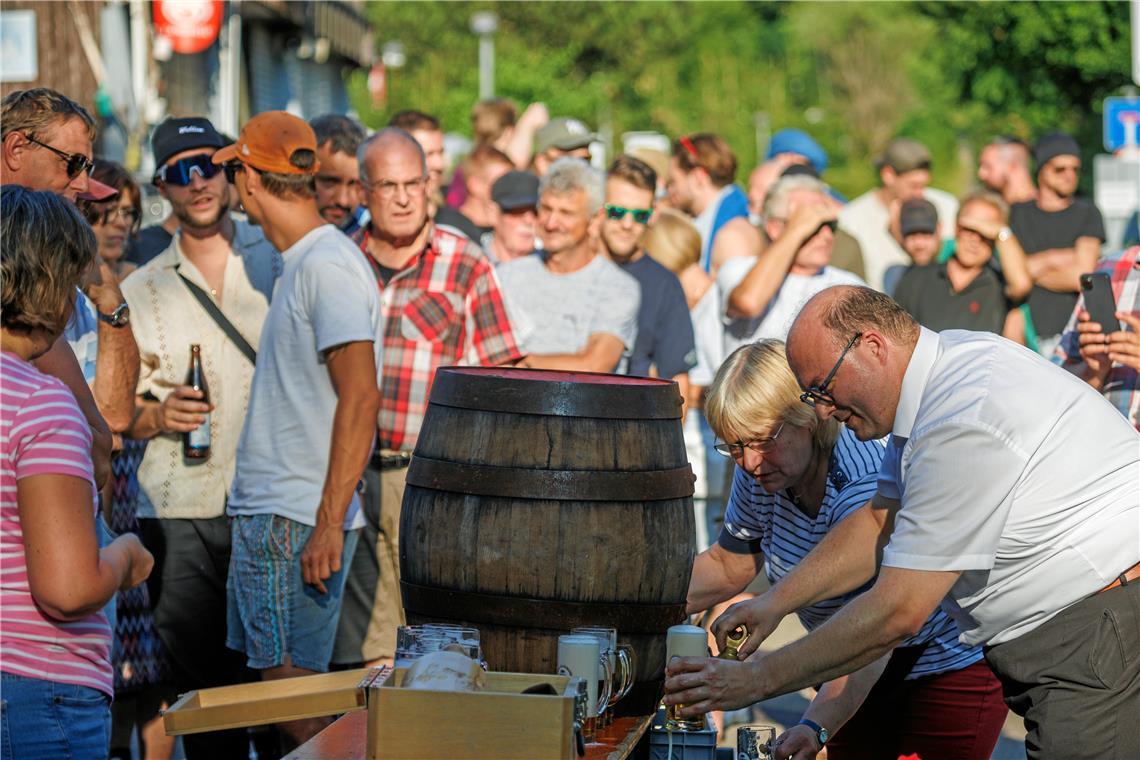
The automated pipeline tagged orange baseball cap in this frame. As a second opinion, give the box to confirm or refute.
[212,111,320,175]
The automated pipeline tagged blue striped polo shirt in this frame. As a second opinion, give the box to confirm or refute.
[719,426,982,679]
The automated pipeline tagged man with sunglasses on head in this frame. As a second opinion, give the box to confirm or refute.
[666,132,761,277]
[1006,133,1106,354]
[1,87,133,490]
[116,115,279,758]
[498,156,639,373]
[328,128,522,672]
[719,174,864,356]
[600,155,695,394]
[666,284,1139,759]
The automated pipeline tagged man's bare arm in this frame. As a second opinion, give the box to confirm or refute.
[521,333,626,373]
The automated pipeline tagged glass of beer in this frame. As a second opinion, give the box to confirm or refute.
[736,724,776,760]
[571,626,632,727]
[557,634,612,742]
[665,624,709,731]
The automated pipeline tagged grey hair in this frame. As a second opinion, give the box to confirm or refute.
[358,127,426,185]
[539,157,604,216]
[762,174,830,223]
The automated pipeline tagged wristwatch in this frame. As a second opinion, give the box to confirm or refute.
[97,302,130,328]
[996,226,1013,243]
[797,718,829,747]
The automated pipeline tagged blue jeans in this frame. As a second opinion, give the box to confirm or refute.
[1,672,111,759]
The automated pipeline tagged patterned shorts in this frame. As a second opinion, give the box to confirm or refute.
[226,513,360,672]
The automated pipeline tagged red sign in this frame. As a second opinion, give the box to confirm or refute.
[152,0,223,55]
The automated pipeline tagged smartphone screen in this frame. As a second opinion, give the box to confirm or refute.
[1080,272,1120,333]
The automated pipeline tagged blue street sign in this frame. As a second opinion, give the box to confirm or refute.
[1104,96,1140,152]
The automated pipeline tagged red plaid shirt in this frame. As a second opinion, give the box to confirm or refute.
[356,225,523,451]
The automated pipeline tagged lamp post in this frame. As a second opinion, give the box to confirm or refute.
[470,11,498,100]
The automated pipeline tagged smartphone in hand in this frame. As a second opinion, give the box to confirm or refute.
[1080,272,1120,333]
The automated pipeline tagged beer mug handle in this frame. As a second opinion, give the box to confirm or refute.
[617,644,635,700]
[595,651,613,717]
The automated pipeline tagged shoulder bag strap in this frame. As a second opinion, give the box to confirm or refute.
[175,267,257,366]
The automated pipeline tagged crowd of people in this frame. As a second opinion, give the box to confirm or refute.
[0,83,1136,760]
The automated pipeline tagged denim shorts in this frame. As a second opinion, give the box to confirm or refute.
[226,513,360,672]
[1,672,111,759]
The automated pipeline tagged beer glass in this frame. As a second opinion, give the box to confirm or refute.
[571,626,632,727]
[664,624,708,731]
[736,724,776,760]
[557,634,612,742]
[422,625,484,666]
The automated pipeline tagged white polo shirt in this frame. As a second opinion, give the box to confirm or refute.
[879,327,1140,646]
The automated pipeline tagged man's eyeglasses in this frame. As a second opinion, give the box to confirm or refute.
[156,154,223,186]
[366,176,428,199]
[23,134,94,179]
[603,204,652,224]
[800,333,861,408]
[714,424,785,459]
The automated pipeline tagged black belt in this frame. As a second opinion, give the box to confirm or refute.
[371,451,411,471]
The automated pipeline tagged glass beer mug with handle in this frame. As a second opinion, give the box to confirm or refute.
[736,724,777,760]
[571,626,633,727]
[664,624,709,731]
[557,634,613,742]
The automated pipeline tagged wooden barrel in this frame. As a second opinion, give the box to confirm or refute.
[399,367,695,716]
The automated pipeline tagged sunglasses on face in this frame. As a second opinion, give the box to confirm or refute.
[156,154,223,186]
[223,161,249,184]
[603,203,652,224]
[23,134,94,179]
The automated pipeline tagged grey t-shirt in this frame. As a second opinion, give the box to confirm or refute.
[228,225,381,529]
[497,252,640,372]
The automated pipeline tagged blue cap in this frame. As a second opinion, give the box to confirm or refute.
[766,129,828,173]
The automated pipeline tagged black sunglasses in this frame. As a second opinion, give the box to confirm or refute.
[604,203,652,224]
[223,161,253,184]
[23,134,94,179]
[800,333,861,408]
[155,154,223,186]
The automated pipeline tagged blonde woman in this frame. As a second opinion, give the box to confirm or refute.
[684,340,1006,760]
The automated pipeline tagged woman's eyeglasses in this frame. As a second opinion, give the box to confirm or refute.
[23,134,94,179]
[714,424,785,458]
[98,207,141,227]
[155,154,223,186]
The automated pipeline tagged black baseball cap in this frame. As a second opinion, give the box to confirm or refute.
[899,198,939,236]
[1033,132,1080,171]
[492,170,539,211]
[151,117,227,169]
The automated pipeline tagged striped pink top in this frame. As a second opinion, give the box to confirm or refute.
[1,351,112,696]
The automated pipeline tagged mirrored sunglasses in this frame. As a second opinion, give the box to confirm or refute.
[604,203,652,224]
[155,154,222,186]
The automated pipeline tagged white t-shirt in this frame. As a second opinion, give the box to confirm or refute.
[228,225,381,529]
[879,328,1140,646]
[838,187,957,292]
[497,252,639,372]
[717,258,864,357]
[688,282,724,387]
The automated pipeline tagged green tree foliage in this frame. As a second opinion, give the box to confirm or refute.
[348,1,1133,198]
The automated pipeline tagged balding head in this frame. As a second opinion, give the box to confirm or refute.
[786,286,919,440]
[358,127,426,186]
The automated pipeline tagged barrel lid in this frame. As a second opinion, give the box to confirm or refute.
[428,367,683,419]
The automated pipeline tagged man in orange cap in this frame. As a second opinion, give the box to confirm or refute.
[215,111,382,748]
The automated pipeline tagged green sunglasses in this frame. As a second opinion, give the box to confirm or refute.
[604,203,652,224]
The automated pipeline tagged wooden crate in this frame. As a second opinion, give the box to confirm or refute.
[163,668,374,735]
[366,669,578,759]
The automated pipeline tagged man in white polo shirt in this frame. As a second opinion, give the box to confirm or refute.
[664,285,1139,759]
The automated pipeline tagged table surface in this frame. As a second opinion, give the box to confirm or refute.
[283,710,654,760]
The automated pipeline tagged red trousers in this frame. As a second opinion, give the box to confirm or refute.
[826,658,1008,760]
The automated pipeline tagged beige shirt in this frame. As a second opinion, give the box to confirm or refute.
[121,219,280,519]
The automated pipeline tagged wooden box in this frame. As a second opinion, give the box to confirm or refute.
[366,669,579,759]
[163,668,374,736]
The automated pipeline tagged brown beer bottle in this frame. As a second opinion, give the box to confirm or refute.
[183,344,211,460]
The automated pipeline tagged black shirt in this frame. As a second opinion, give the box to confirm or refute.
[1009,198,1106,337]
[893,263,1008,334]
[620,255,697,378]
